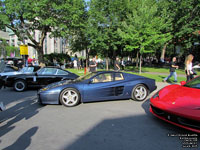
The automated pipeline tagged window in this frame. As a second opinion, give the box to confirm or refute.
[37,68,57,75]
[57,69,68,75]
[115,73,124,81]
[91,73,113,83]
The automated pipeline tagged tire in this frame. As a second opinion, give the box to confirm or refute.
[59,88,80,107]
[13,80,27,92]
[131,84,148,101]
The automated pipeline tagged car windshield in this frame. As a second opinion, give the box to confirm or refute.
[75,72,97,82]
[184,76,200,89]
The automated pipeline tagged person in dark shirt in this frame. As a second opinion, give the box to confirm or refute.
[114,57,120,71]
[163,57,179,82]
[89,57,97,72]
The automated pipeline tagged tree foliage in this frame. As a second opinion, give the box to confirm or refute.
[117,0,172,73]
[0,38,19,58]
[167,0,200,52]
[0,0,86,63]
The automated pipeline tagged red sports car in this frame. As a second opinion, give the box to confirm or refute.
[150,77,200,133]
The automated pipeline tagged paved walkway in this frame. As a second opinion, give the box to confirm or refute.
[145,72,186,77]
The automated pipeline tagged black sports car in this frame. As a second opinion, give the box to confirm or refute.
[0,67,79,92]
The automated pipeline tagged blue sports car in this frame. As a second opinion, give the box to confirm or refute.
[38,71,157,107]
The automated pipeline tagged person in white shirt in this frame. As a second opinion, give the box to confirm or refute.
[185,54,194,82]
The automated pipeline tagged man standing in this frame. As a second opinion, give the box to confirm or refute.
[89,57,97,72]
[114,57,120,71]
[163,57,179,82]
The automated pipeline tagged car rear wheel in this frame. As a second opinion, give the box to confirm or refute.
[59,88,80,107]
[131,84,148,101]
[13,80,27,92]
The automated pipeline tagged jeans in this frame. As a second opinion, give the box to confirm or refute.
[164,71,177,82]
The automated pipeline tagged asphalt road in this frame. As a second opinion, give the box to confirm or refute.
[0,82,199,150]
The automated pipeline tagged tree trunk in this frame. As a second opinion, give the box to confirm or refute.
[37,46,44,64]
[139,54,142,74]
[85,47,89,72]
[106,57,109,70]
[136,50,139,68]
[160,43,168,61]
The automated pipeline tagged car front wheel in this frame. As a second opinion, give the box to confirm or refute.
[59,88,80,107]
[131,84,148,101]
[13,80,27,92]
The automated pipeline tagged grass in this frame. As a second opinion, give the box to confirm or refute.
[66,67,188,83]
[125,66,186,74]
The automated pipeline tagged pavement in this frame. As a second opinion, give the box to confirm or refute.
[1,81,199,150]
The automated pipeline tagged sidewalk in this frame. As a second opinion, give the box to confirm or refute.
[145,72,186,77]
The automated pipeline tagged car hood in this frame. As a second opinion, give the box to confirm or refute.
[40,79,79,92]
[159,85,200,109]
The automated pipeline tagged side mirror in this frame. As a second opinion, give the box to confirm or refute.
[180,81,186,86]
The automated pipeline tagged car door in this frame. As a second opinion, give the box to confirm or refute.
[83,72,125,102]
[113,72,125,96]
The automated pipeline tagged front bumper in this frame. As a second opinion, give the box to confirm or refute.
[150,104,200,133]
[37,90,60,105]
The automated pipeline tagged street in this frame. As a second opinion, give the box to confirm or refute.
[0,82,199,150]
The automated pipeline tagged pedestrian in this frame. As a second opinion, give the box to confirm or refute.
[185,54,194,82]
[77,58,81,70]
[73,59,78,69]
[53,58,58,66]
[121,58,125,70]
[114,57,120,71]
[89,57,97,72]
[163,57,179,82]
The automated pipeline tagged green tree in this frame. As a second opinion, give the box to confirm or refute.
[68,1,90,68]
[0,0,85,63]
[118,0,172,73]
[167,0,200,55]
[0,38,19,58]
[87,0,127,69]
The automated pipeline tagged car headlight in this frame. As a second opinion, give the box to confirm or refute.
[41,87,48,92]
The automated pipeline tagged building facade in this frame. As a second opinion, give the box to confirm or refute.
[3,28,85,60]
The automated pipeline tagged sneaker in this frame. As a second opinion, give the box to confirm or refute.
[163,80,166,82]
[174,81,177,83]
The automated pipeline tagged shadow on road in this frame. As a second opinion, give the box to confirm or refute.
[0,89,44,138]
[62,114,190,150]
[2,127,38,150]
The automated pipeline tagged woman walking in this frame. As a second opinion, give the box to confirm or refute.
[185,54,194,82]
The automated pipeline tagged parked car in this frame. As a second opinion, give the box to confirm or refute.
[0,67,79,92]
[0,66,41,76]
[38,71,157,107]
[150,77,200,133]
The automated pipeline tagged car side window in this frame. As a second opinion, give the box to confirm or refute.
[115,73,124,81]
[57,69,69,75]
[91,73,113,83]
[37,68,45,75]
[38,68,57,75]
